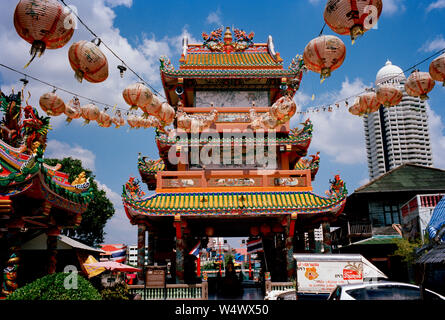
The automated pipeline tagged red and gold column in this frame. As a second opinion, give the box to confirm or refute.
[285,213,298,280]
[137,223,147,280]
[174,214,184,283]
[47,228,60,275]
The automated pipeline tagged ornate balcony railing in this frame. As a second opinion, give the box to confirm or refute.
[156,169,312,192]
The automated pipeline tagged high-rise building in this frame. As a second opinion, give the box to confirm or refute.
[364,60,433,180]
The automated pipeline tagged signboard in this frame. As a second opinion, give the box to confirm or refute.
[195,90,269,108]
[146,266,166,288]
[296,261,364,293]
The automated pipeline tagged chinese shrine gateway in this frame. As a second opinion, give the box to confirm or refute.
[123,27,348,283]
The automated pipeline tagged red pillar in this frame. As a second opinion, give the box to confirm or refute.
[47,228,60,275]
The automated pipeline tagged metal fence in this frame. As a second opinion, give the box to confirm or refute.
[128,282,208,300]
[265,281,294,294]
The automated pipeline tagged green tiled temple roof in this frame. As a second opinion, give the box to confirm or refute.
[123,190,347,217]
[355,164,445,194]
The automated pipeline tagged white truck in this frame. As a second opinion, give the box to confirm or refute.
[265,254,387,300]
[294,253,387,294]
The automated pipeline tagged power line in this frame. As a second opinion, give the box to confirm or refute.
[304,47,445,112]
[58,0,166,99]
[0,62,137,114]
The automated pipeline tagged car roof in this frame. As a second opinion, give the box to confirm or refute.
[336,281,420,290]
[333,281,445,299]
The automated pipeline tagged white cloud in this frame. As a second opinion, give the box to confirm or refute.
[427,0,445,12]
[428,105,445,169]
[97,180,137,245]
[383,0,406,16]
[420,35,445,52]
[292,78,369,165]
[206,8,222,26]
[45,139,96,170]
[104,0,133,8]
[358,177,370,186]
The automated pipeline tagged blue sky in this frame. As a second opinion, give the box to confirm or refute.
[1,0,445,247]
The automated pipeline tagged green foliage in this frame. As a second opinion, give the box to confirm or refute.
[44,157,115,247]
[201,262,217,271]
[225,254,234,266]
[100,282,131,301]
[6,272,101,300]
[393,238,424,263]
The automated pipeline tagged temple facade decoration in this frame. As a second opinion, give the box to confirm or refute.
[0,90,94,297]
[123,27,347,284]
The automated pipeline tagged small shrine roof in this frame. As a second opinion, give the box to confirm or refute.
[160,27,305,80]
[181,47,282,70]
[0,138,93,211]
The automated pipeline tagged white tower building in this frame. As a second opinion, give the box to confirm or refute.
[364,60,433,180]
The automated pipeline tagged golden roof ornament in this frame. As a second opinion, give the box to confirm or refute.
[202,26,254,53]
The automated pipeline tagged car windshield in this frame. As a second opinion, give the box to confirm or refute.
[346,284,443,300]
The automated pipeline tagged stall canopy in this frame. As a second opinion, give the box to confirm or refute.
[21,233,105,254]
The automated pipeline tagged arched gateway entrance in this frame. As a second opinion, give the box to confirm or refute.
[122,27,347,295]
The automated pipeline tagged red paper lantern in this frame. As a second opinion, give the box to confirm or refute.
[157,102,176,126]
[80,103,100,124]
[376,84,403,107]
[68,40,109,83]
[112,110,125,128]
[123,83,153,111]
[429,53,445,86]
[250,226,259,237]
[324,0,383,43]
[14,0,75,67]
[260,224,271,235]
[348,99,362,116]
[39,92,65,116]
[270,96,297,121]
[303,35,346,82]
[358,91,380,114]
[405,70,435,101]
[98,111,112,128]
[272,223,284,233]
[64,97,81,123]
[205,227,214,237]
[127,114,139,128]
[142,95,162,117]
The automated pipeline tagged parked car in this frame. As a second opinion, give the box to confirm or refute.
[327,282,445,300]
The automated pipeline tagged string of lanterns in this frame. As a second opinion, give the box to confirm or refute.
[36,83,176,129]
[298,50,445,117]
[11,0,177,129]
[9,0,445,123]
[0,62,166,130]
[299,0,445,117]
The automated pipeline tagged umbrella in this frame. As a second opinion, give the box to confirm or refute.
[84,260,141,272]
